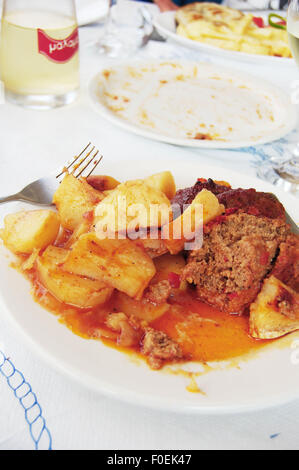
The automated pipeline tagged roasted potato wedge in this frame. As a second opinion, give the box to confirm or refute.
[63,233,156,300]
[53,174,104,231]
[0,210,60,254]
[250,276,299,339]
[63,219,93,249]
[37,246,113,308]
[162,189,225,255]
[94,180,171,235]
[144,171,176,201]
[113,291,169,323]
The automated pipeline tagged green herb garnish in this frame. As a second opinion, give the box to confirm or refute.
[268,13,287,30]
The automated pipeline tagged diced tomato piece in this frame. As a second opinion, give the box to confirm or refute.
[168,272,181,289]
[253,17,265,28]
[197,178,208,183]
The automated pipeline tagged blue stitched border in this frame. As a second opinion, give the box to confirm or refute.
[0,350,52,450]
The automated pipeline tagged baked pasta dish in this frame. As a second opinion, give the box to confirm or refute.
[175,3,291,58]
[1,171,298,370]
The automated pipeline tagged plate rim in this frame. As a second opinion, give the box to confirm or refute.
[154,11,295,67]
[88,59,297,150]
[2,291,299,416]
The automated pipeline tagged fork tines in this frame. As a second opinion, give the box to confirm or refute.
[56,143,103,182]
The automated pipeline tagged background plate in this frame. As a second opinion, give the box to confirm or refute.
[0,159,299,415]
[154,11,294,68]
[89,61,297,149]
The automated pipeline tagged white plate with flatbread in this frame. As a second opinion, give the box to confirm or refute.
[89,61,296,149]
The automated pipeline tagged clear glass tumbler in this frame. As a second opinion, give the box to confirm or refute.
[0,0,80,109]
[95,0,152,58]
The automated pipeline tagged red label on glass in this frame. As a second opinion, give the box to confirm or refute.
[38,28,79,63]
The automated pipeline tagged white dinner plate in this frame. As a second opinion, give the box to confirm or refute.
[154,11,295,68]
[89,61,297,149]
[0,159,299,415]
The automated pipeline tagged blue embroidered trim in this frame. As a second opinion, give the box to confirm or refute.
[0,350,52,450]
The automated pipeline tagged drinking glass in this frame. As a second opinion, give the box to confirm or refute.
[95,0,152,58]
[0,0,80,109]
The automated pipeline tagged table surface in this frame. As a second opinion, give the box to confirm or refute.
[1,13,299,450]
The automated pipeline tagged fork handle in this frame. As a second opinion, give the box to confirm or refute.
[0,193,20,204]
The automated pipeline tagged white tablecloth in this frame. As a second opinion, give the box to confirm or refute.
[1,5,299,450]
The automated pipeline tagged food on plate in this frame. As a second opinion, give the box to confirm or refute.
[134,237,168,259]
[86,174,120,192]
[94,179,171,234]
[268,13,287,31]
[172,178,231,213]
[37,246,113,308]
[162,188,224,255]
[1,171,298,371]
[183,212,290,314]
[144,171,176,201]
[141,327,183,370]
[271,234,299,292]
[175,3,291,58]
[114,289,170,322]
[250,276,299,339]
[62,234,156,300]
[0,210,60,254]
[53,174,104,230]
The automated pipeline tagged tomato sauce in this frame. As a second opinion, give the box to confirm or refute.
[23,251,268,366]
[152,293,267,362]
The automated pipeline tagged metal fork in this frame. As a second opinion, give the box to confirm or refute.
[0,143,103,206]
